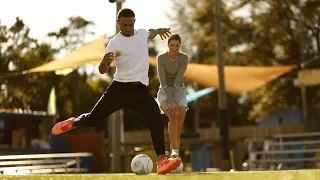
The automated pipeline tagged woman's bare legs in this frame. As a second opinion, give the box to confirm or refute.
[160,100,179,155]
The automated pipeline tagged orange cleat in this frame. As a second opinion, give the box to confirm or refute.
[157,157,182,174]
[51,117,76,135]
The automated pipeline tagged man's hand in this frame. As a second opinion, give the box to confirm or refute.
[148,28,171,40]
[98,52,116,74]
[158,28,171,40]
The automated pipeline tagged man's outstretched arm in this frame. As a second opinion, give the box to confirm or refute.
[148,28,171,40]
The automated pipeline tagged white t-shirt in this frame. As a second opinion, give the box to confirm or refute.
[105,29,150,85]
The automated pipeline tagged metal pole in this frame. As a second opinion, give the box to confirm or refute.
[193,46,200,131]
[299,1,308,130]
[108,1,123,173]
[214,0,230,171]
[116,2,121,33]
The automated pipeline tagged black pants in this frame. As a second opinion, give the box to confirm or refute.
[73,81,165,156]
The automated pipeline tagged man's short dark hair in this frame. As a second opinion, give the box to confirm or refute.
[117,8,135,20]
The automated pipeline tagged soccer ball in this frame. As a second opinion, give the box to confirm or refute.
[169,158,183,173]
[131,154,153,175]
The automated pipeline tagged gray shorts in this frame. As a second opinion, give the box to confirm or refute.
[157,87,188,108]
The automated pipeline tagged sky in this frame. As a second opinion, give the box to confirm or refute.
[1,0,250,74]
[0,0,173,50]
[0,0,251,54]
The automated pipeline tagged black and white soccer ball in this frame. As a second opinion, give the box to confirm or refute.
[131,154,153,175]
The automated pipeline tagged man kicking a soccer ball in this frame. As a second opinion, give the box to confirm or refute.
[51,8,181,174]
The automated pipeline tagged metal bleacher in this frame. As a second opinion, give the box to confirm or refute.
[0,152,92,175]
[247,132,320,170]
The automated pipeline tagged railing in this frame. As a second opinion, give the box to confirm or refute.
[0,152,92,175]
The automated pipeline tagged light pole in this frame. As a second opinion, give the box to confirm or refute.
[214,0,230,171]
[107,0,125,173]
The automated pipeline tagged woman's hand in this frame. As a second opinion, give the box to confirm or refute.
[166,101,179,116]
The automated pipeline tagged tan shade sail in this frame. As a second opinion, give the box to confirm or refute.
[25,35,106,73]
[298,69,320,87]
[149,58,296,94]
[185,64,295,94]
[23,35,296,94]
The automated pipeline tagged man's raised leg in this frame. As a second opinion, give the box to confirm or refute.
[52,82,123,135]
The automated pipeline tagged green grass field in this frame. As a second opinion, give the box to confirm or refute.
[1,170,320,180]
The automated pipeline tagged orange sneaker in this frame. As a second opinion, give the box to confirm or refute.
[52,117,76,135]
[157,157,182,174]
